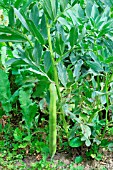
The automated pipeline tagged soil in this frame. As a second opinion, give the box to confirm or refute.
[0,148,113,170]
[53,149,113,170]
[13,148,113,170]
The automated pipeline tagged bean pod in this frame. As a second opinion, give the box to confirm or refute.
[49,83,57,158]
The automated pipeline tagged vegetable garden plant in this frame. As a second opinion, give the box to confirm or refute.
[0,0,113,166]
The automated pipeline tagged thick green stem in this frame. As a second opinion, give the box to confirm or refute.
[46,20,61,100]
[46,18,68,134]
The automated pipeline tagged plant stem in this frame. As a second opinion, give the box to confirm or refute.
[97,75,100,91]
[46,20,61,100]
[46,17,68,134]
[25,35,34,47]
[102,73,109,138]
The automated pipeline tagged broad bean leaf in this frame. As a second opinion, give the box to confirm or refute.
[32,41,42,65]
[86,61,103,73]
[85,2,93,17]
[0,26,27,41]
[81,124,91,139]
[14,0,23,8]
[73,59,83,80]
[71,0,78,6]
[14,128,23,141]
[19,89,37,130]
[40,14,47,38]
[60,0,68,12]
[29,4,39,27]
[69,26,78,47]
[74,4,84,18]
[0,34,27,42]
[57,62,68,87]
[8,6,14,27]
[44,51,52,73]
[69,137,83,147]
[14,8,29,30]
[55,34,65,55]
[0,69,12,112]
[43,0,58,20]
[50,0,58,19]
[26,19,45,45]
[91,3,99,20]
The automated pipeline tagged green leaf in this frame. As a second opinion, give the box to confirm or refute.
[3,0,8,5]
[50,0,58,19]
[98,20,113,37]
[71,0,78,7]
[57,62,68,87]
[14,8,29,30]
[26,19,45,45]
[85,2,93,17]
[81,124,91,139]
[32,41,42,64]
[69,137,83,147]
[103,38,113,54]
[1,46,7,66]
[95,153,103,161]
[89,52,99,63]
[108,143,113,151]
[21,0,37,11]
[0,34,27,42]
[44,51,52,72]
[0,69,12,112]
[8,6,14,27]
[85,139,91,147]
[55,34,65,55]
[75,4,84,18]
[40,14,47,38]
[91,3,99,20]
[69,26,78,47]
[14,128,23,141]
[33,78,49,98]
[10,90,19,104]
[105,56,113,63]
[18,143,28,149]
[75,156,83,164]
[58,17,71,30]
[43,0,58,20]
[87,61,103,73]
[43,0,54,20]
[27,68,51,82]
[14,0,23,8]
[101,139,109,147]
[29,4,39,27]
[100,95,106,105]
[23,135,31,142]
[0,26,27,38]
[73,59,83,79]
[60,0,68,12]
[19,89,37,131]
[101,6,110,18]
[0,123,2,133]
[101,0,113,7]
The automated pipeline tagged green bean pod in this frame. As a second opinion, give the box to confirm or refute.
[49,83,57,158]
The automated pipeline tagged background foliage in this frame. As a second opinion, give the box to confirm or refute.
[0,0,113,169]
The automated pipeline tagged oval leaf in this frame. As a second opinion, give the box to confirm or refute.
[69,137,83,147]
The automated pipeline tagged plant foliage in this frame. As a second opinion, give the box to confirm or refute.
[0,0,113,167]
